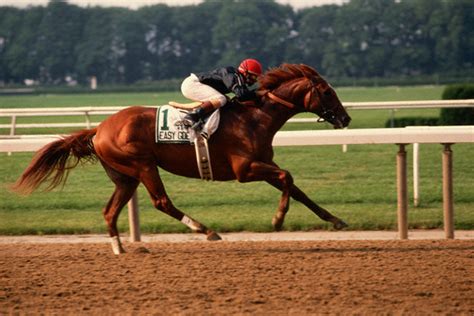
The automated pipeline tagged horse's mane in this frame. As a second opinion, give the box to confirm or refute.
[258,63,320,91]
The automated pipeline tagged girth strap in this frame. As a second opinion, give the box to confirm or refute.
[194,135,213,181]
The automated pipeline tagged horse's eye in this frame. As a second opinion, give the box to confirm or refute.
[324,90,332,96]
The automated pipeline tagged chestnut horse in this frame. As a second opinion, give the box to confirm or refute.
[13,64,351,254]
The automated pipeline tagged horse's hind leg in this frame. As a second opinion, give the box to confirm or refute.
[140,165,221,241]
[266,180,348,230]
[102,163,139,254]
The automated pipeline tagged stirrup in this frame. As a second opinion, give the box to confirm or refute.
[190,119,204,131]
[182,117,204,130]
[182,117,194,128]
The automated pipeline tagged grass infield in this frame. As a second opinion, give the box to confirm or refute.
[1,85,473,235]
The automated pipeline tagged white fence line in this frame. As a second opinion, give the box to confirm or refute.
[1,126,473,241]
[1,100,474,132]
[273,126,474,145]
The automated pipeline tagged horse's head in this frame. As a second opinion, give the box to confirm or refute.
[305,77,351,129]
[259,64,351,129]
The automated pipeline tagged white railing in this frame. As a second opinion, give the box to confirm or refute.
[5,99,470,208]
[0,106,130,134]
[1,100,473,134]
[1,126,473,241]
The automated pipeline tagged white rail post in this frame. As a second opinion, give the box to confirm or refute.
[85,111,91,129]
[8,115,17,156]
[442,143,454,239]
[389,109,395,127]
[413,143,420,207]
[342,127,348,153]
[397,144,408,239]
[127,191,141,242]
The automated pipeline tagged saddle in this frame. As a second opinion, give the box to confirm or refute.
[168,101,202,110]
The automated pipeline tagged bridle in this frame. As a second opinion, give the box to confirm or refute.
[263,77,338,123]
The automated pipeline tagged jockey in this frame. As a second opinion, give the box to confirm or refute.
[181,58,262,129]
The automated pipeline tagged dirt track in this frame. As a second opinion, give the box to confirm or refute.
[1,239,473,315]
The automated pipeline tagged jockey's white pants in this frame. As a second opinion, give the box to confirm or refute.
[181,74,227,107]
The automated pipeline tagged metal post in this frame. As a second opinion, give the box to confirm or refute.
[127,191,141,242]
[397,144,408,239]
[413,143,420,207]
[442,144,454,239]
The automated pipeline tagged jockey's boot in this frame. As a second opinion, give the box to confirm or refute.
[182,101,216,130]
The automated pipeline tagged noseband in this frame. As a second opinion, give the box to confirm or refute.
[264,78,337,123]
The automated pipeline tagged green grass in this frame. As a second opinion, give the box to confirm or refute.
[336,85,444,102]
[1,85,473,235]
[0,92,187,108]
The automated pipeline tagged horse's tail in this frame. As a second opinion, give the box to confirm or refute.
[12,128,98,195]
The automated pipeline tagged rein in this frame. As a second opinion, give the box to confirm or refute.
[266,91,296,109]
[261,77,315,110]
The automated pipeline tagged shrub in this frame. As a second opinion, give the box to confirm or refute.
[439,84,474,125]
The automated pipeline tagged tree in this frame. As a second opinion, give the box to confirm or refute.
[212,0,267,66]
[4,7,44,82]
[172,2,223,74]
[113,9,148,84]
[251,1,294,68]
[297,5,339,72]
[75,7,117,83]
[0,0,472,85]
[36,0,85,83]
[434,0,474,74]
[0,7,24,83]
[140,4,176,80]
[140,2,222,79]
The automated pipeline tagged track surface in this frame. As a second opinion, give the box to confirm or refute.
[1,239,473,315]
[1,230,474,243]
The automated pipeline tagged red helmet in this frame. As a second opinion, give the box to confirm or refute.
[238,58,262,76]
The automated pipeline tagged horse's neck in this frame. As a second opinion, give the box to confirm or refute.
[256,79,308,135]
[257,100,301,136]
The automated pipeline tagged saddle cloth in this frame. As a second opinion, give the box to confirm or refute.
[155,105,220,144]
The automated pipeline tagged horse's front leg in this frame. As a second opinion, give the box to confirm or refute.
[266,179,348,230]
[234,161,293,231]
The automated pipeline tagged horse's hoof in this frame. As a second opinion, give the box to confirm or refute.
[112,246,126,255]
[272,216,284,231]
[333,219,348,230]
[111,236,126,255]
[207,231,222,241]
